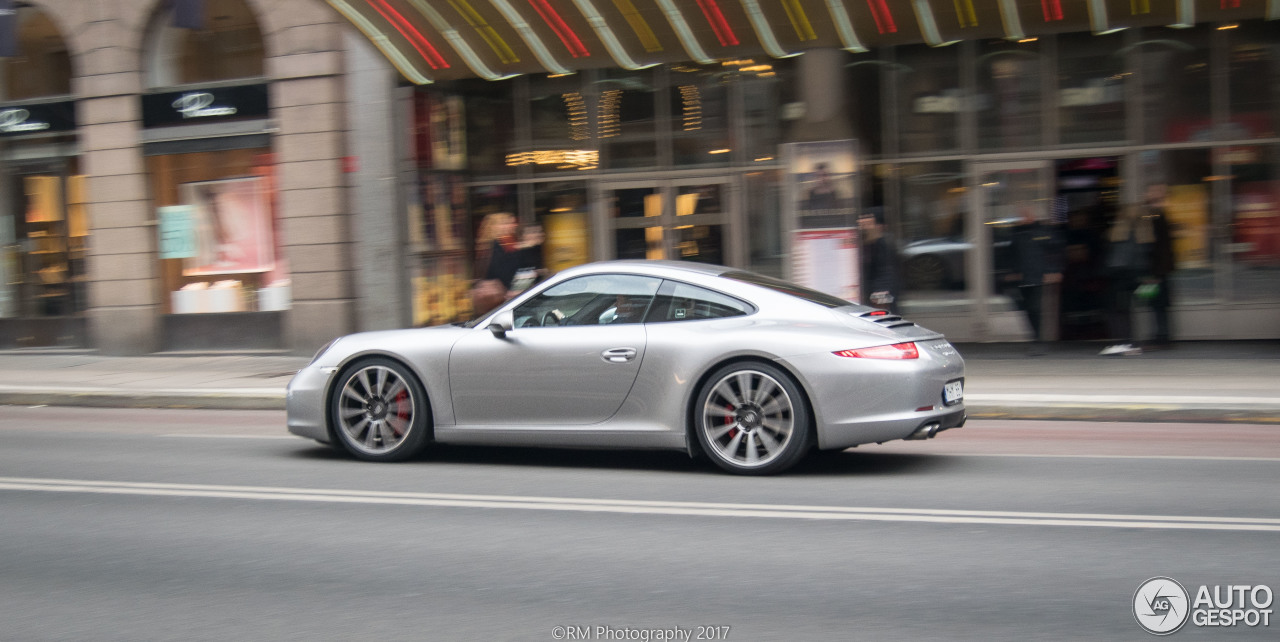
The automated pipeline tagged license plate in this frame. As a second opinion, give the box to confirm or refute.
[943,380,963,405]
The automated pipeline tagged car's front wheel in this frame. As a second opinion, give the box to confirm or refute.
[694,362,813,475]
[329,357,430,462]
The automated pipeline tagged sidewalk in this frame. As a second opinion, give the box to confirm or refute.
[0,342,1277,423]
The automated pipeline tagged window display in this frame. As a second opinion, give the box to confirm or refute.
[149,149,289,314]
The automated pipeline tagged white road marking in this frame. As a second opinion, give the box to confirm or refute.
[162,434,297,440]
[881,452,1280,462]
[1,477,1277,532]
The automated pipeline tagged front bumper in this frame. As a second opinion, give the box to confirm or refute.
[286,365,331,443]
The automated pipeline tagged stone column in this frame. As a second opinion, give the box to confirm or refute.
[790,48,853,142]
[267,12,355,353]
[76,9,158,355]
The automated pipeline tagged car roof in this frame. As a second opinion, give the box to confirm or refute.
[557,260,734,280]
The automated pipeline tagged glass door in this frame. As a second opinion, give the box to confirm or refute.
[971,161,1053,341]
[603,177,734,265]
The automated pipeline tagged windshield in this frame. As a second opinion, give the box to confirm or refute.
[720,271,854,309]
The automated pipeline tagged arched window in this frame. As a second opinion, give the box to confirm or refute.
[1,6,72,101]
[142,0,265,88]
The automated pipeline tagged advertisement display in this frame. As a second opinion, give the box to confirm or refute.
[791,228,861,303]
[785,140,858,216]
[543,210,590,273]
[784,140,861,298]
[1165,184,1210,269]
[157,205,196,259]
[179,177,274,276]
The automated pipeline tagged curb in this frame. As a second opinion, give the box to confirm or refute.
[0,389,285,411]
[3,389,1280,423]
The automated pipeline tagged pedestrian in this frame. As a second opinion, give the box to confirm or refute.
[1098,204,1155,356]
[858,207,899,314]
[1006,204,1063,355]
[1144,184,1175,349]
[469,213,544,318]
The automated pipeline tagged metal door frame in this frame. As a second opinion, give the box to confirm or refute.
[594,175,740,266]
[968,160,1053,341]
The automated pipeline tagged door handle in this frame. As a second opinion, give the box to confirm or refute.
[601,347,637,363]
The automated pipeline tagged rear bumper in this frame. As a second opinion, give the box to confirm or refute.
[779,341,966,451]
[816,404,966,450]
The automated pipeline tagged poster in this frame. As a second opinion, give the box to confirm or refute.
[1164,184,1209,269]
[543,210,590,273]
[792,228,861,303]
[157,205,197,259]
[179,177,275,275]
[785,140,858,215]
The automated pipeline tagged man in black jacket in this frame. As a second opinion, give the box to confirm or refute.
[858,207,899,314]
[1008,204,1064,354]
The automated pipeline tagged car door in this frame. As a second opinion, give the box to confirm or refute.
[448,274,662,426]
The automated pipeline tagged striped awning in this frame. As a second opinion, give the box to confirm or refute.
[325,0,1279,83]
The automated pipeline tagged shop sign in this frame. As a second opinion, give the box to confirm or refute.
[142,84,268,128]
[0,101,76,136]
[158,205,197,260]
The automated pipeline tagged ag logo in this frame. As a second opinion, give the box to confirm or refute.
[1134,577,1191,635]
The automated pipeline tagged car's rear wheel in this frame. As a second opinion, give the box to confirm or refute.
[330,357,430,462]
[694,362,812,475]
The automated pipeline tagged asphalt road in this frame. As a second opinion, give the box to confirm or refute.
[1,406,1277,641]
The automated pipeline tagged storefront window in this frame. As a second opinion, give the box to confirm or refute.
[846,56,884,156]
[1139,26,1211,145]
[521,74,596,175]
[0,6,80,336]
[1228,24,1279,141]
[742,61,788,164]
[2,8,71,101]
[745,169,783,277]
[1224,146,1280,302]
[896,162,969,311]
[1057,31,1126,146]
[599,69,657,169]
[1,168,86,319]
[143,0,265,88]
[149,150,289,314]
[669,64,731,167]
[977,39,1044,150]
[462,79,517,177]
[895,45,960,154]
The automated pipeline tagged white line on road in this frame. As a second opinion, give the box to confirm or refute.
[1,477,1277,532]
[897,453,1280,462]
[162,434,297,439]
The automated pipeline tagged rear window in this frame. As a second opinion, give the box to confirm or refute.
[720,271,854,309]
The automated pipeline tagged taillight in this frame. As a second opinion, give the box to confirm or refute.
[834,342,919,359]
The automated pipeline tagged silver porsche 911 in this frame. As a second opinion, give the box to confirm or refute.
[286,260,965,475]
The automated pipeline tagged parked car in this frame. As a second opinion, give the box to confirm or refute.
[287,260,966,475]
[899,218,1019,291]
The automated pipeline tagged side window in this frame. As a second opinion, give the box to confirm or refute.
[651,282,752,322]
[513,274,661,328]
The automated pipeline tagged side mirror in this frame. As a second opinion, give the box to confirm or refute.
[488,310,514,338]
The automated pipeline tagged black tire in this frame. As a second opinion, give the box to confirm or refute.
[693,362,813,475]
[329,357,431,462]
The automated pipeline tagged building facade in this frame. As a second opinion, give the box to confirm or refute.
[2,1,1278,353]
[0,0,353,353]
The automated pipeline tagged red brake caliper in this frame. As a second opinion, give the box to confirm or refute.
[393,390,409,437]
[725,404,737,439]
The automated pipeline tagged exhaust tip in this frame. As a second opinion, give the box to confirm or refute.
[907,422,941,440]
